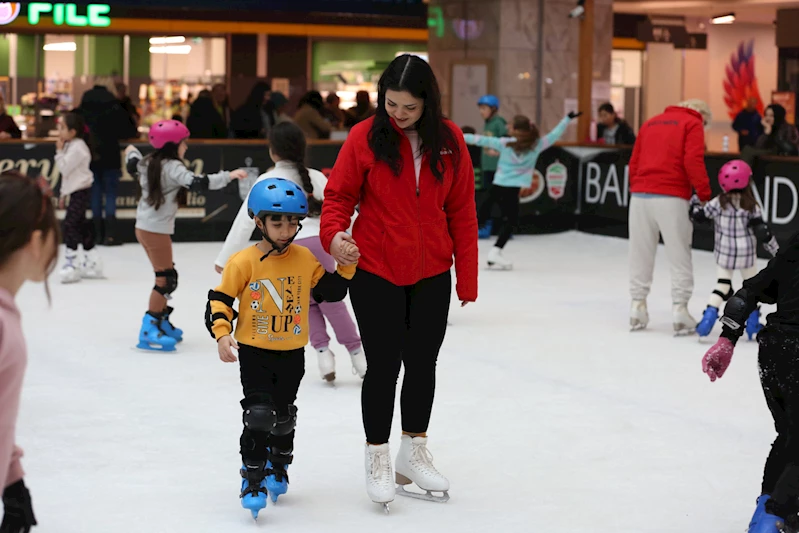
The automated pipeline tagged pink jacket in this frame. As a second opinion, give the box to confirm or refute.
[0,287,26,489]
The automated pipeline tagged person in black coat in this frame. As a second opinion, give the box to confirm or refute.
[186,92,227,139]
[78,84,137,246]
[230,81,271,139]
[596,102,637,145]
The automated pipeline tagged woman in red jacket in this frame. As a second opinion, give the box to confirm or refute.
[628,99,713,334]
[320,54,478,509]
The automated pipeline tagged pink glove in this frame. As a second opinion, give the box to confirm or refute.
[702,337,735,382]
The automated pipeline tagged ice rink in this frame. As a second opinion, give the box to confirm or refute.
[15,231,777,532]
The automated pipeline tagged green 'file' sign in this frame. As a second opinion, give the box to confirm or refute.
[28,3,111,27]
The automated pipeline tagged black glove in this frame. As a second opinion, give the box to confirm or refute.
[1,480,37,533]
[568,111,583,119]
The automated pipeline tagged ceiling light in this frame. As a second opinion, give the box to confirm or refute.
[149,45,192,55]
[711,13,735,24]
[43,42,77,51]
[149,36,186,45]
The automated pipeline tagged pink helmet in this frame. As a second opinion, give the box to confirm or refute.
[148,120,189,149]
[718,159,752,193]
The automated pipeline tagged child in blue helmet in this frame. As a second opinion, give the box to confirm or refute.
[476,95,507,239]
[205,178,357,520]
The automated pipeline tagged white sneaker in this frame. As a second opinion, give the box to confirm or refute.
[487,246,512,270]
[349,347,367,378]
[673,303,697,334]
[630,299,648,330]
[365,443,395,504]
[59,250,81,284]
[317,348,336,382]
[80,248,103,279]
[395,435,450,494]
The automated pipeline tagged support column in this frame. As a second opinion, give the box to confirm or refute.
[577,0,594,141]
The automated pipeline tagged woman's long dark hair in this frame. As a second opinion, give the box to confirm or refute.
[506,115,540,155]
[719,183,758,213]
[767,103,788,136]
[269,122,322,217]
[368,54,459,182]
[145,142,182,210]
[298,91,324,111]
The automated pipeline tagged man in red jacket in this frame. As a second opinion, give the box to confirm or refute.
[628,99,712,334]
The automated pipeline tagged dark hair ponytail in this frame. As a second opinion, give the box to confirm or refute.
[63,110,97,161]
[144,142,182,210]
[268,122,322,217]
[506,115,540,155]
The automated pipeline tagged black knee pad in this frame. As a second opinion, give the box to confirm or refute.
[242,399,278,433]
[712,278,734,301]
[154,266,178,297]
[271,404,298,437]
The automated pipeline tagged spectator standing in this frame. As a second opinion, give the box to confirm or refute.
[0,94,21,140]
[596,102,636,145]
[755,103,799,156]
[294,91,331,140]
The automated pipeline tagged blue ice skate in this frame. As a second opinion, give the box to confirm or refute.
[748,495,771,532]
[696,306,719,337]
[137,312,177,352]
[160,306,183,342]
[266,448,293,503]
[749,511,782,533]
[478,220,492,239]
[746,308,764,341]
[240,462,269,520]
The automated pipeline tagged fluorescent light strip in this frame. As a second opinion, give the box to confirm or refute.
[711,14,735,24]
[43,42,77,52]
[149,36,186,45]
[149,45,192,55]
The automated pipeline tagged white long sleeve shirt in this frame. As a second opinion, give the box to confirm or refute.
[215,160,343,269]
[55,138,93,197]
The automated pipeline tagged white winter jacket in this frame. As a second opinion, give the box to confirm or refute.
[215,160,349,269]
[55,138,93,197]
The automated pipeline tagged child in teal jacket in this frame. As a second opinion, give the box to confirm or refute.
[464,112,579,269]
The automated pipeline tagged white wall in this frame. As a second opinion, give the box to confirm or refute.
[150,38,226,81]
[611,49,642,87]
[43,34,76,80]
[643,43,683,120]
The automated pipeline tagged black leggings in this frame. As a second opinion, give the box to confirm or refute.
[238,344,305,461]
[349,269,451,444]
[478,184,520,248]
[758,328,799,525]
[63,188,94,251]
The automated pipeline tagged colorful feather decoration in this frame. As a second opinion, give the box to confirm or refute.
[723,39,765,120]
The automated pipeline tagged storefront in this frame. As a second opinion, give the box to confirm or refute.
[0,1,428,137]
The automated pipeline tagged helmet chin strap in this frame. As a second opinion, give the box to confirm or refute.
[258,220,303,262]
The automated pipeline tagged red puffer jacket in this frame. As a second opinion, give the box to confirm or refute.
[629,106,712,201]
[320,116,479,302]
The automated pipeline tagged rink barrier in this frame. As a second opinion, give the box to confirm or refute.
[2,139,795,250]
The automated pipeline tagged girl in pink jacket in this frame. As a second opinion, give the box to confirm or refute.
[0,171,60,532]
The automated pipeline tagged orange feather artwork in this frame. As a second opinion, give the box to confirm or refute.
[724,40,765,120]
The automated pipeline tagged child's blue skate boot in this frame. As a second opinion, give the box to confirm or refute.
[478,220,492,239]
[746,307,764,340]
[749,512,782,533]
[748,495,771,532]
[696,306,719,337]
[266,447,293,503]
[160,306,183,342]
[240,461,269,520]
[137,312,177,352]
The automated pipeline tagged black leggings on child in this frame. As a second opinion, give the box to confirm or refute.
[63,188,94,251]
[478,184,521,248]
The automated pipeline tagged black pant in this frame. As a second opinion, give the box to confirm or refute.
[238,344,305,461]
[349,269,451,444]
[758,328,799,524]
[477,184,520,249]
[63,188,94,251]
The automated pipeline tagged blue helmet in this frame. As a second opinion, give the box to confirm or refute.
[477,94,500,109]
[247,178,308,220]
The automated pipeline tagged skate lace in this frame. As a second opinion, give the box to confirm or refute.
[370,450,392,486]
[410,443,439,476]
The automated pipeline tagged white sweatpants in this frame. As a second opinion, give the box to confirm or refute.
[628,195,694,305]
[707,266,759,308]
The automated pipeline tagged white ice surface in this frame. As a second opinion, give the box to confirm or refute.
[13,232,776,532]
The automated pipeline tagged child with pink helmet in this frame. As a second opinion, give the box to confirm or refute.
[689,159,779,339]
[125,119,247,351]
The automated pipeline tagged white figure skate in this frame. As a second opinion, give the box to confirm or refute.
[395,435,450,503]
[673,303,697,337]
[349,348,367,379]
[365,443,395,513]
[59,249,81,284]
[487,246,512,270]
[80,248,104,279]
[630,299,648,331]
[317,348,336,382]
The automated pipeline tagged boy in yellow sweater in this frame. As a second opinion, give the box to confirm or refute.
[205,178,357,519]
